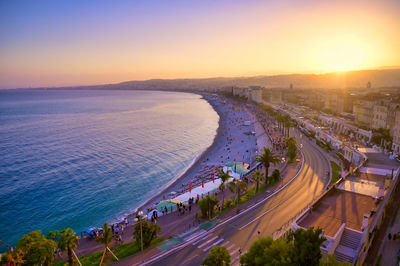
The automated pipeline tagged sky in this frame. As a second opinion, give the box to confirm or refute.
[0,0,400,89]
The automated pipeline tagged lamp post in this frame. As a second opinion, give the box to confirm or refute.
[134,211,148,254]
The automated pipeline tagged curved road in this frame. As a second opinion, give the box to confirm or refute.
[148,129,330,265]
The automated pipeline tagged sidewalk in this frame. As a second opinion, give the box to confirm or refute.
[111,157,302,265]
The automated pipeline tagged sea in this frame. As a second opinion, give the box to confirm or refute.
[0,89,219,250]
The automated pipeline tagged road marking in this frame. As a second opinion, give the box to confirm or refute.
[226,244,235,251]
[221,240,230,247]
[140,138,307,265]
[198,236,218,249]
[203,238,224,252]
[232,255,240,265]
[184,229,205,242]
[230,248,240,256]
[192,234,212,246]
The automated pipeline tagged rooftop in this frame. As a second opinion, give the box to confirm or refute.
[298,188,380,237]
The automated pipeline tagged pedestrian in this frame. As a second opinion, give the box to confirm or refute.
[258,231,260,238]
[388,233,392,240]
[165,206,168,214]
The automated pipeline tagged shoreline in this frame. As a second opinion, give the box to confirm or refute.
[133,92,227,214]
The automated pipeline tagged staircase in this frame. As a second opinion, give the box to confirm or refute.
[334,228,362,265]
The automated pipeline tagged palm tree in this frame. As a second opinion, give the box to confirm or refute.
[216,167,231,206]
[255,147,280,185]
[98,222,118,265]
[228,178,248,205]
[252,170,264,194]
[59,229,80,266]
[47,228,81,266]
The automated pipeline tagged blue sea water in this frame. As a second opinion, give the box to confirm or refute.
[0,90,219,250]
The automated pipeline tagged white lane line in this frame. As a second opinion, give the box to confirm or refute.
[184,230,205,242]
[198,236,218,249]
[192,234,213,246]
[231,255,241,266]
[221,240,230,247]
[203,238,224,252]
[226,244,235,250]
[230,248,240,256]
[141,142,306,266]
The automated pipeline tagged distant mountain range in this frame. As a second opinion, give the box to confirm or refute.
[50,68,400,91]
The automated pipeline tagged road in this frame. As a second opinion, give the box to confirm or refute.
[146,129,330,265]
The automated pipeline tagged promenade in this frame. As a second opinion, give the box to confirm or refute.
[55,95,292,264]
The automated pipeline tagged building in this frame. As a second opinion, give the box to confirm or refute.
[293,162,400,265]
[353,99,374,129]
[392,108,400,156]
[270,89,283,104]
[371,103,388,130]
[248,86,263,102]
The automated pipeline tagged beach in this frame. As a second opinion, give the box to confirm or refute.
[132,93,261,218]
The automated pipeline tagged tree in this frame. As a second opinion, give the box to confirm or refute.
[216,167,231,206]
[288,227,326,265]
[271,169,281,183]
[320,254,352,265]
[4,249,25,266]
[198,195,220,219]
[133,219,162,248]
[97,222,118,265]
[202,246,231,266]
[228,178,248,204]
[252,170,264,194]
[285,137,297,163]
[255,147,280,185]
[16,230,57,266]
[47,228,80,266]
[240,237,293,266]
[240,228,326,266]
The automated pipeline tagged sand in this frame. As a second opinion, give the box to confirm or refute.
[129,93,263,218]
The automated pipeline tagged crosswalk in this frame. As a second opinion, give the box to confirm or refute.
[187,233,242,265]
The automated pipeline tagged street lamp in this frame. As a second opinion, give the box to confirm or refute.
[134,211,148,255]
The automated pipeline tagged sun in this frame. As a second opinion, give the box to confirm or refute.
[317,35,368,72]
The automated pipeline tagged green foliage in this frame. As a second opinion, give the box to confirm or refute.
[252,170,265,193]
[133,219,162,248]
[223,199,234,209]
[241,227,326,266]
[216,167,231,206]
[16,230,57,266]
[285,137,297,163]
[202,246,231,266]
[319,254,352,265]
[47,228,79,266]
[54,237,163,266]
[371,128,392,147]
[330,161,341,185]
[289,227,326,265]
[256,147,280,184]
[198,195,219,219]
[228,178,248,205]
[97,222,113,248]
[270,169,281,183]
[240,237,293,266]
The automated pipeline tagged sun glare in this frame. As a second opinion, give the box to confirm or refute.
[318,36,368,72]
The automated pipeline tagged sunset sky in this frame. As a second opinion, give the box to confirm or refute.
[1,0,400,89]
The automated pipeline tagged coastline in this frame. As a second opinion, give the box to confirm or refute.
[133,92,226,214]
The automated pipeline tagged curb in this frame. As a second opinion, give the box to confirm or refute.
[138,139,306,266]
